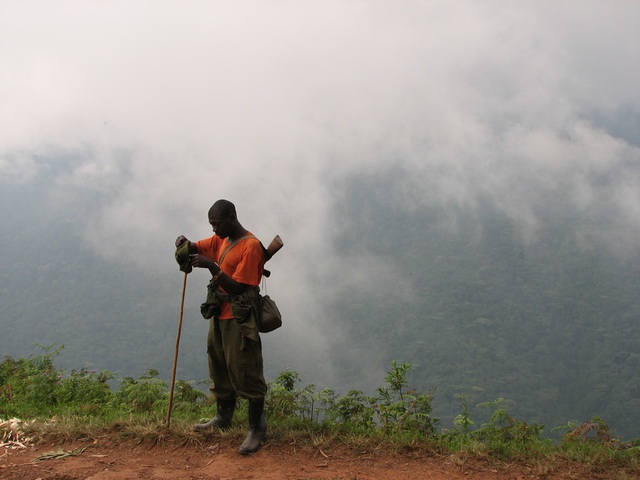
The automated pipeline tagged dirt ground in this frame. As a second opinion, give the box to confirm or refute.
[1,435,637,480]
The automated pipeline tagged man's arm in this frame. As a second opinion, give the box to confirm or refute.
[187,253,251,295]
[216,273,252,295]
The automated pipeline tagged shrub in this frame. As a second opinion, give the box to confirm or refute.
[115,369,167,413]
[57,368,115,407]
[374,361,438,436]
[0,345,64,416]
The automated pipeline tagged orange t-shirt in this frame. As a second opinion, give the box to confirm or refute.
[195,233,264,320]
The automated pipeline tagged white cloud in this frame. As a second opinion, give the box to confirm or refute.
[2,0,638,251]
[2,0,639,381]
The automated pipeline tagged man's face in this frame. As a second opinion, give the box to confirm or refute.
[208,209,233,239]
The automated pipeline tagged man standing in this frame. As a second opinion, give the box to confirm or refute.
[175,199,267,455]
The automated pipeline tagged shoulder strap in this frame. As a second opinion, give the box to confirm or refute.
[218,234,257,264]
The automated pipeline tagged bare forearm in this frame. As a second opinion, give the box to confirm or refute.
[214,269,249,295]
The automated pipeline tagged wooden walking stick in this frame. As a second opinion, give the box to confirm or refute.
[166,271,188,429]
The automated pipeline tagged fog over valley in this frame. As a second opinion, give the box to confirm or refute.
[1,1,639,439]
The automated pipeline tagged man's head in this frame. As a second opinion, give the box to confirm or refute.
[208,199,238,239]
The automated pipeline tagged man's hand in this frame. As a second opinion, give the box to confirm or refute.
[175,235,190,248]
[189,254,220,272]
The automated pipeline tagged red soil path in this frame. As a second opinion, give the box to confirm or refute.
[1,436,635,480]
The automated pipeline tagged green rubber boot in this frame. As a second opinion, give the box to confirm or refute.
[238,398,267,455]
[193,397,236,431]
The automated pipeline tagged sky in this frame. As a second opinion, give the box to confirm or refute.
[1,1,640,387]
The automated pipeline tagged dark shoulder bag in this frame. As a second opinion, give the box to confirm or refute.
[259,294,282,333]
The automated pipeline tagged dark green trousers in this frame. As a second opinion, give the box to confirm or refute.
[207,317,267,401]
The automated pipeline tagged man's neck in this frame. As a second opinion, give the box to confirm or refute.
[227,225,249,242]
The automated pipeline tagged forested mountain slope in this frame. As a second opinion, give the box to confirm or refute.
[326,171,640,439]
[1,164,639,440]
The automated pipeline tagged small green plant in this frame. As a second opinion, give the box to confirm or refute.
[266,369,300,418]
[57,368,114,404]
[275,370,299,392]
[473,398,544,457]
[326,389,375,430]
[56,368,115,415]
[173,380,206,404]
[374,361,438,436]
[116,369,167,413]
[298,385,336,423]
[167,380,207,415]
[452,394,475,436]
[267,371,336,424]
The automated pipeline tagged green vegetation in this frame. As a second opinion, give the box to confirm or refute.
[1,346,638,477]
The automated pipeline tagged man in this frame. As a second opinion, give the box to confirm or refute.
[175,199,267,455]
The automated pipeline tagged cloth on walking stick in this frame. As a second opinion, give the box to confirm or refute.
[175,241,192,273]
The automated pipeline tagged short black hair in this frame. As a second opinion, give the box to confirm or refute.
[209,199,236,218]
